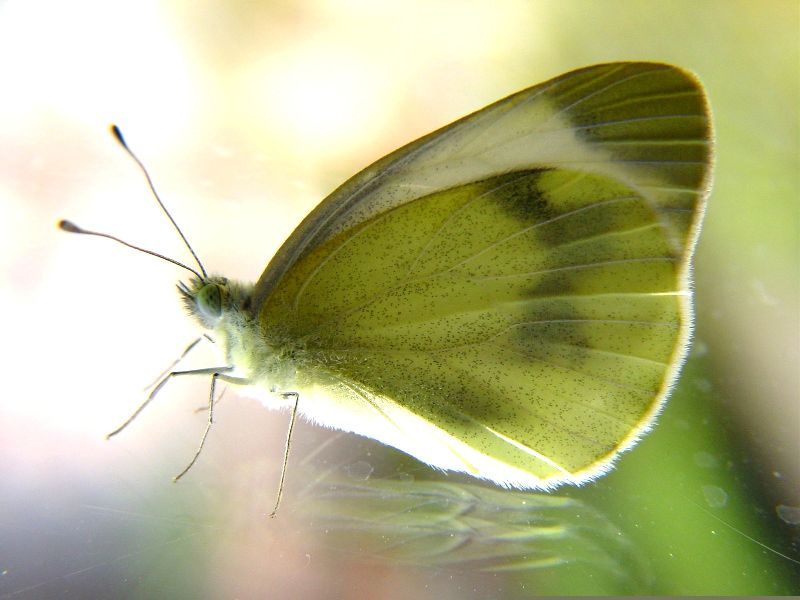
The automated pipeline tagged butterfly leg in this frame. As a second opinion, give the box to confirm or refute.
[107,365,251,481]
[107,365,237,439]
[269,391,300,518]
[142,334,215,391]
[171,369,251,482]
[193,387,227,414]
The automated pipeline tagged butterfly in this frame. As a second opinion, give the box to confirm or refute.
[64,62,712,498]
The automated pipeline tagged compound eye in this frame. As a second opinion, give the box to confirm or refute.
[196,283,222,318]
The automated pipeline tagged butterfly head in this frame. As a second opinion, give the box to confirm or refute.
[179,276,230,329]
[178,275,255,331]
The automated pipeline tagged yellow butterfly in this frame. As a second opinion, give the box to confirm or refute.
[64,62,712,499]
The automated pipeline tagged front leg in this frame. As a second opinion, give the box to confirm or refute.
[107,365,244,438]
[172,369,253,482]
[107,365,252,481]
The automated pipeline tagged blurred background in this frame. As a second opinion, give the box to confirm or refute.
[1,0,798,597]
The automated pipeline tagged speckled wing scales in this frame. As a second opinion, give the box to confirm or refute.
[255,63,712,488]
[254,62,711,304]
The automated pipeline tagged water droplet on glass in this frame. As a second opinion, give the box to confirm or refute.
[343,460,374,481]
[702,485,728,508]
[776,504,800,525]
[694,452,719,469]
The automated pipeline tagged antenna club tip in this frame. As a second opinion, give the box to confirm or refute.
[58,219,82,233]
[110,124,127,148]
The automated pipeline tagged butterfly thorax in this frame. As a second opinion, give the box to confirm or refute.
[179,275,299,391]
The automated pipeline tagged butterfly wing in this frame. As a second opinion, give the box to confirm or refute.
[254,62,711,306]
[252,63,712,488]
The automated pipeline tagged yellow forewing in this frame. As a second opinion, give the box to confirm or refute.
[251,63,712,488]
[254,62,711,307]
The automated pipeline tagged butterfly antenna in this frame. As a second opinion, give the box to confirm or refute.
[58,219,203,280]
[109,124,208,279]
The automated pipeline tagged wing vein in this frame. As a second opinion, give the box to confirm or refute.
[473,256,677,282]
[435,352,610,451]
[445,195,644,273]
[487,342,654,394]
[405,171,537,277]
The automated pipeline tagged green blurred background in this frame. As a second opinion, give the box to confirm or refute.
[1,0,797,597]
